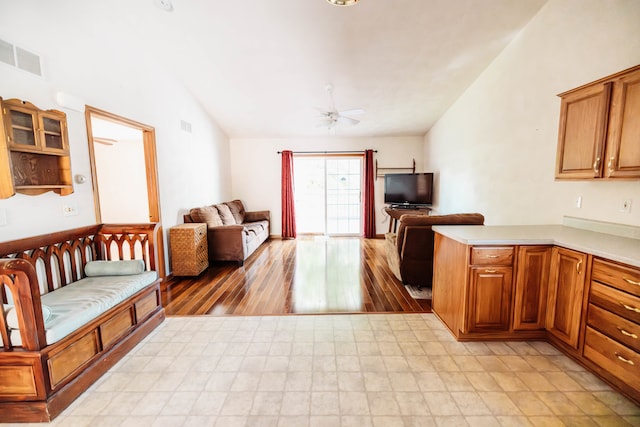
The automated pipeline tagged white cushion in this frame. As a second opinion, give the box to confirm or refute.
[85,260,145,276]
[4,304,52,329]
[1,271,157,347]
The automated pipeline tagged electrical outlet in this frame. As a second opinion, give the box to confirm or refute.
[620,199,632,213]
[575,196,582,208]
[63,204,78,217]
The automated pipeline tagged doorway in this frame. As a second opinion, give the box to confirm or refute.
[294,155,362,236]
[85,106,165,278]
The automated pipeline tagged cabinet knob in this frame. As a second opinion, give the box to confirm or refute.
[593,157,601,173]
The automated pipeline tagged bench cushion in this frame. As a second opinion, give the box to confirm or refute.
[3,271,158,346]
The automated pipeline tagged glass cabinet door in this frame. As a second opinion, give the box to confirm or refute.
[40,112,66,151]
[5,106,38,148]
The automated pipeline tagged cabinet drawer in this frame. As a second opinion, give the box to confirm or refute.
[587,304,640,353]
[590,281,640,324]
[592,258,640,297]
[471,247,514,266]
[584,327,640,388]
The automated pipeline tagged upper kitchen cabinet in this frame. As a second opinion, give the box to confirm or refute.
[555,65,640,180]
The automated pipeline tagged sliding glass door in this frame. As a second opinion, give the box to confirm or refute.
[294,156,362,236]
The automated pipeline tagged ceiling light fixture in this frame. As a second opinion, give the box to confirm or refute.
[326,0,359,6]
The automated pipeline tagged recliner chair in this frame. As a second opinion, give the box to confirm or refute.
[385,213,485,288]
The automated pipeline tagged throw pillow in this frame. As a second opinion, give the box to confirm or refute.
[215,204,236,225]
[189,205,223,227]
[85,260,145,276]
[5,304,53,329]
[225,200,246,224]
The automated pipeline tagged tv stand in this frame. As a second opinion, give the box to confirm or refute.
[385,206,432,233]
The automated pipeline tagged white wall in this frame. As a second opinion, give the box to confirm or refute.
[0,2,232,272]
[230,137,425,236]
[424,0,640,226]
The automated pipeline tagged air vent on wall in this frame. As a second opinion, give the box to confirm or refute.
[0,37,42,77]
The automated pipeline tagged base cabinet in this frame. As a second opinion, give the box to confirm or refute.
[583,258,640,403]
[432,235,546,340]
[546,247,588,350]
[433,231,640,405]
[513,246,551,331]
[467,247,514,333]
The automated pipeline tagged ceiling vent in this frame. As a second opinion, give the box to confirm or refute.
[0,37,42,77]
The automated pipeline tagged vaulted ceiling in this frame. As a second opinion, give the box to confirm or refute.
[3,0,548,138]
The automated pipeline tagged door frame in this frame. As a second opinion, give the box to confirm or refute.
[294,153,364,236]
[84,106,165,278]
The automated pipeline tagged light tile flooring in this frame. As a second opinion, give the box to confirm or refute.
[17,314,640,427]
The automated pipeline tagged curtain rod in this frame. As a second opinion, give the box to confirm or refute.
[277,150,377,154]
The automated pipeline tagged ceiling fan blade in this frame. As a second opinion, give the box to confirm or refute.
[338,108,365,116]
[337,116,360,125]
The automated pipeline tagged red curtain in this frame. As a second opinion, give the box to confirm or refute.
[363,149,376,238]
[281,150,297,239]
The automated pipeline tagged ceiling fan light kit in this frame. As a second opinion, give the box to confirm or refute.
[316,84,364,131]
[326,0,359,6]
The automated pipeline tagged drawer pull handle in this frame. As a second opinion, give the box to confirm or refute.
[618,328,638,339]
[484,269,497,273]
[621,303,640,313]
[576,260,582,273]
[623,277,640,286]
[487,255,499,258]
[615,353,635,365]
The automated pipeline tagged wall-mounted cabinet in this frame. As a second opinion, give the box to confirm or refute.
[0,97,73,198]
[555,64,640,180]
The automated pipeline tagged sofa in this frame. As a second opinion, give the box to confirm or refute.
[385,213,485,288]
[0,223,164,422]
[184,200,270,265]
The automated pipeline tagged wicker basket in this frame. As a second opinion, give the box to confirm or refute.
[170,223,208,276]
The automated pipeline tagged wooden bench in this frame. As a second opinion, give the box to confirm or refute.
[0,224,165,422]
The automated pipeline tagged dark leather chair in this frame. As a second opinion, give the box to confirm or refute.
[385,213,485,288]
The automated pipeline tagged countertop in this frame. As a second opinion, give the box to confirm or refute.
[432,224,640,268]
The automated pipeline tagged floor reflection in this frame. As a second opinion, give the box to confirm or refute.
[293,237,363,313]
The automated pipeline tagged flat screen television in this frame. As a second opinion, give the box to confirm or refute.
[384,173,433,206]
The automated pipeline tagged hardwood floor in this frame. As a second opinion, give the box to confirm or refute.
[162,237,430,316]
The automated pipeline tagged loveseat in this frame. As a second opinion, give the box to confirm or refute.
[385,213,485,288]
[184,200,270,265]
[0,223,164,422]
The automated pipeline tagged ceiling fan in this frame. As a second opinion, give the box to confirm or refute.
[316,84,364,130]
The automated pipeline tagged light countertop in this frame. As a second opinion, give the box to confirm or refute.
[432,224,640,268]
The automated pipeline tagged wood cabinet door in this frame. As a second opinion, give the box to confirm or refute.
[513,246,551,331]
[468,266,512,332]
[555,83,611,179]
[605,68,640,178]
[546,247,588,348]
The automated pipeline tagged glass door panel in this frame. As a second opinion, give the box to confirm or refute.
[326,157,361,235]
[293,157,326,234]
[294,156,362,236]
[7,108,37,147]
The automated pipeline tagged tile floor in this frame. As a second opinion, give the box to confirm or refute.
[12,313,640,426]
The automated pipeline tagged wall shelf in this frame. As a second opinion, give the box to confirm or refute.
[375,158,416,180]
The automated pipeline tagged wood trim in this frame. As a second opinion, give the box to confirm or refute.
[84,106,165,279]
[557,64,640,97]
